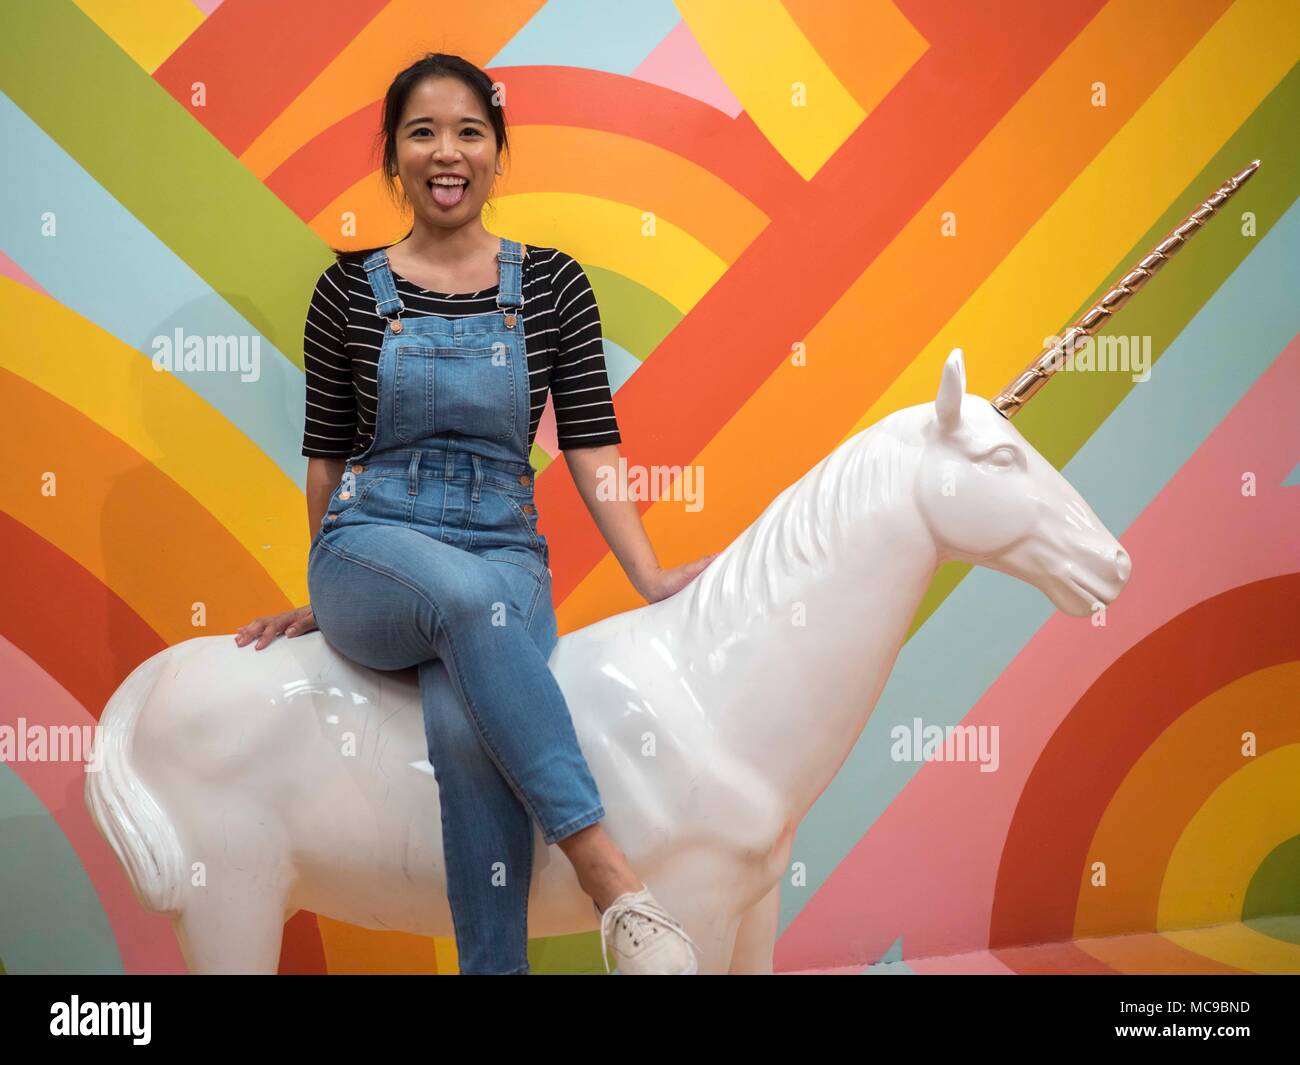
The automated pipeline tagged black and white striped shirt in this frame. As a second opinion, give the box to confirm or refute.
[301,245,622,458]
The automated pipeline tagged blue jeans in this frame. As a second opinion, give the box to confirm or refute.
[307,450,606,973]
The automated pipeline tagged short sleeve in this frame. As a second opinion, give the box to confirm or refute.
[301,263,357,458]
[549,252,622,450]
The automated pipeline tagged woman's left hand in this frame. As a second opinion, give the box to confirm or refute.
[636,552,720,604]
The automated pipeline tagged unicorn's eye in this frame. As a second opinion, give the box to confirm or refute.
[982,446,1018,469]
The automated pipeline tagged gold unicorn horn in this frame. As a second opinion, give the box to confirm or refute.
[990,159,1261,419]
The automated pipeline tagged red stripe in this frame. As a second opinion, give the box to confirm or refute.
[267,65,806,221]
[546,0,1108,598]
[990,574,1300,947]
[0,513,165,719]
[153,0,388,156]
[0,513,331,974]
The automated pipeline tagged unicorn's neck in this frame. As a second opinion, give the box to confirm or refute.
[671,411,938,816]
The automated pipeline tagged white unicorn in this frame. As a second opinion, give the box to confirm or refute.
[85,349,1131,974]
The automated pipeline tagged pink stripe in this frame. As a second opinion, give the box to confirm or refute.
[0,637,187,973]
[535,395,559,456]
[906,950,1019,974]
[633,20,744,118]
[0,250,49,297]
[777,333,1300,970]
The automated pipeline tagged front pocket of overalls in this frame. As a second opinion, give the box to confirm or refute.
[473,487,543,552]
[322,472,388,527]
[499,491,544,552]
[393,345,515,444]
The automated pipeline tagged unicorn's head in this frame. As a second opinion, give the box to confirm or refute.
[914,348,1130,616]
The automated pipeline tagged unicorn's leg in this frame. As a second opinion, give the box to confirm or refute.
[615,852,751,974]
[675,907,742,975]
[728,877,782,974]
[170,872,290,974]
[728,836,792,974]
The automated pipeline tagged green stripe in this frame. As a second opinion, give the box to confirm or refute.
[0,0,332,365]
[1244,835,1300,939]
[587,264,682,362]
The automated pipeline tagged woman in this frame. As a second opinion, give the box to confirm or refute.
[234,54,716,975]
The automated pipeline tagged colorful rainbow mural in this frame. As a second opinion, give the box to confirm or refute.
[0,0,1296,975]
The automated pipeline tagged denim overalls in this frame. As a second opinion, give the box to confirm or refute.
[306,236,606,974]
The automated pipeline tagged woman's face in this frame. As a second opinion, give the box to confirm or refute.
[393,76,500,228]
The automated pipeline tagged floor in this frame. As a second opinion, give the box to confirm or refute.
[780,916,1300,974]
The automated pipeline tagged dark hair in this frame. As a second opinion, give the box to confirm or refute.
[329,53,510,261]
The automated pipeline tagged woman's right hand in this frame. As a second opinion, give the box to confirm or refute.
[234,605,318,650]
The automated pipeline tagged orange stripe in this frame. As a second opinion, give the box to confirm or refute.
[1077,665,1300,940]
[0,513,166,719]
[268,66,803,227]
[6,370,291,642]
[542,0,1109,614]
[238,0,548,179]
[306,124,770,265]
[784,0,929,114]
[554,0,1230,626]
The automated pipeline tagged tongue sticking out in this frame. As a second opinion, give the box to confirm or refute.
[432,181,466,207]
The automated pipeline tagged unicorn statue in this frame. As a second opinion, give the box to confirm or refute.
[85,164,1257,975]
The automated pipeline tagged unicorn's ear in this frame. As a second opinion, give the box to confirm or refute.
[936,347,966,432]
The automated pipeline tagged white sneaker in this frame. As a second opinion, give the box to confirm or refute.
[594,883,700,975]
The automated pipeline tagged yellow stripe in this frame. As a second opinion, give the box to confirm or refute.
[315,181,729,316]
[490,192,727,314]
[676,0,865,179]
[1163,918,1300,975]
[842,0,1300,438]
[1075,664,1300,941]
[71,0,204,73]
[1158,745,1300,934]
[0,278,306,607]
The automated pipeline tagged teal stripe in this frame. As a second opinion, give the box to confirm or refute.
[602,337,639,392]
[0,1,331,364]
[0,92,309,486]
[0,767,122,973]
[778,195,1300,935]
[860,936,914,974]
[491,0,681,73]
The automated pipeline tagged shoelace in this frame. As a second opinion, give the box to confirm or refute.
[598,893,700,974]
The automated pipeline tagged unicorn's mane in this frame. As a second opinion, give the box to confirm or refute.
[680,405,926,637]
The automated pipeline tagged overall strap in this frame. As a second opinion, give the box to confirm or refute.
[495,237,525,312]
[362,247,404,321]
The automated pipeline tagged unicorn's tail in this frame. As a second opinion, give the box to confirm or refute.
[84,648,187,914]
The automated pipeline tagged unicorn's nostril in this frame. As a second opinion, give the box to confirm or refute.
[1114,547,1131,582]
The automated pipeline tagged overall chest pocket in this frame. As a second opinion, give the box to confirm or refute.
[393,343,515,444]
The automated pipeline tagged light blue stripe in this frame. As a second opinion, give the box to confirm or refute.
[779,196,1300,934]
[860,936,914,974]
[0,91,308,486]
[0,766,123,973]
[602,337,639,392]
[491,0,681,73]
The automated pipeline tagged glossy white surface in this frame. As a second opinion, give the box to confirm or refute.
[86,349,1130,973]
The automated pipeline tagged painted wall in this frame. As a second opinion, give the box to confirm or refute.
[0,0,1296,974]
